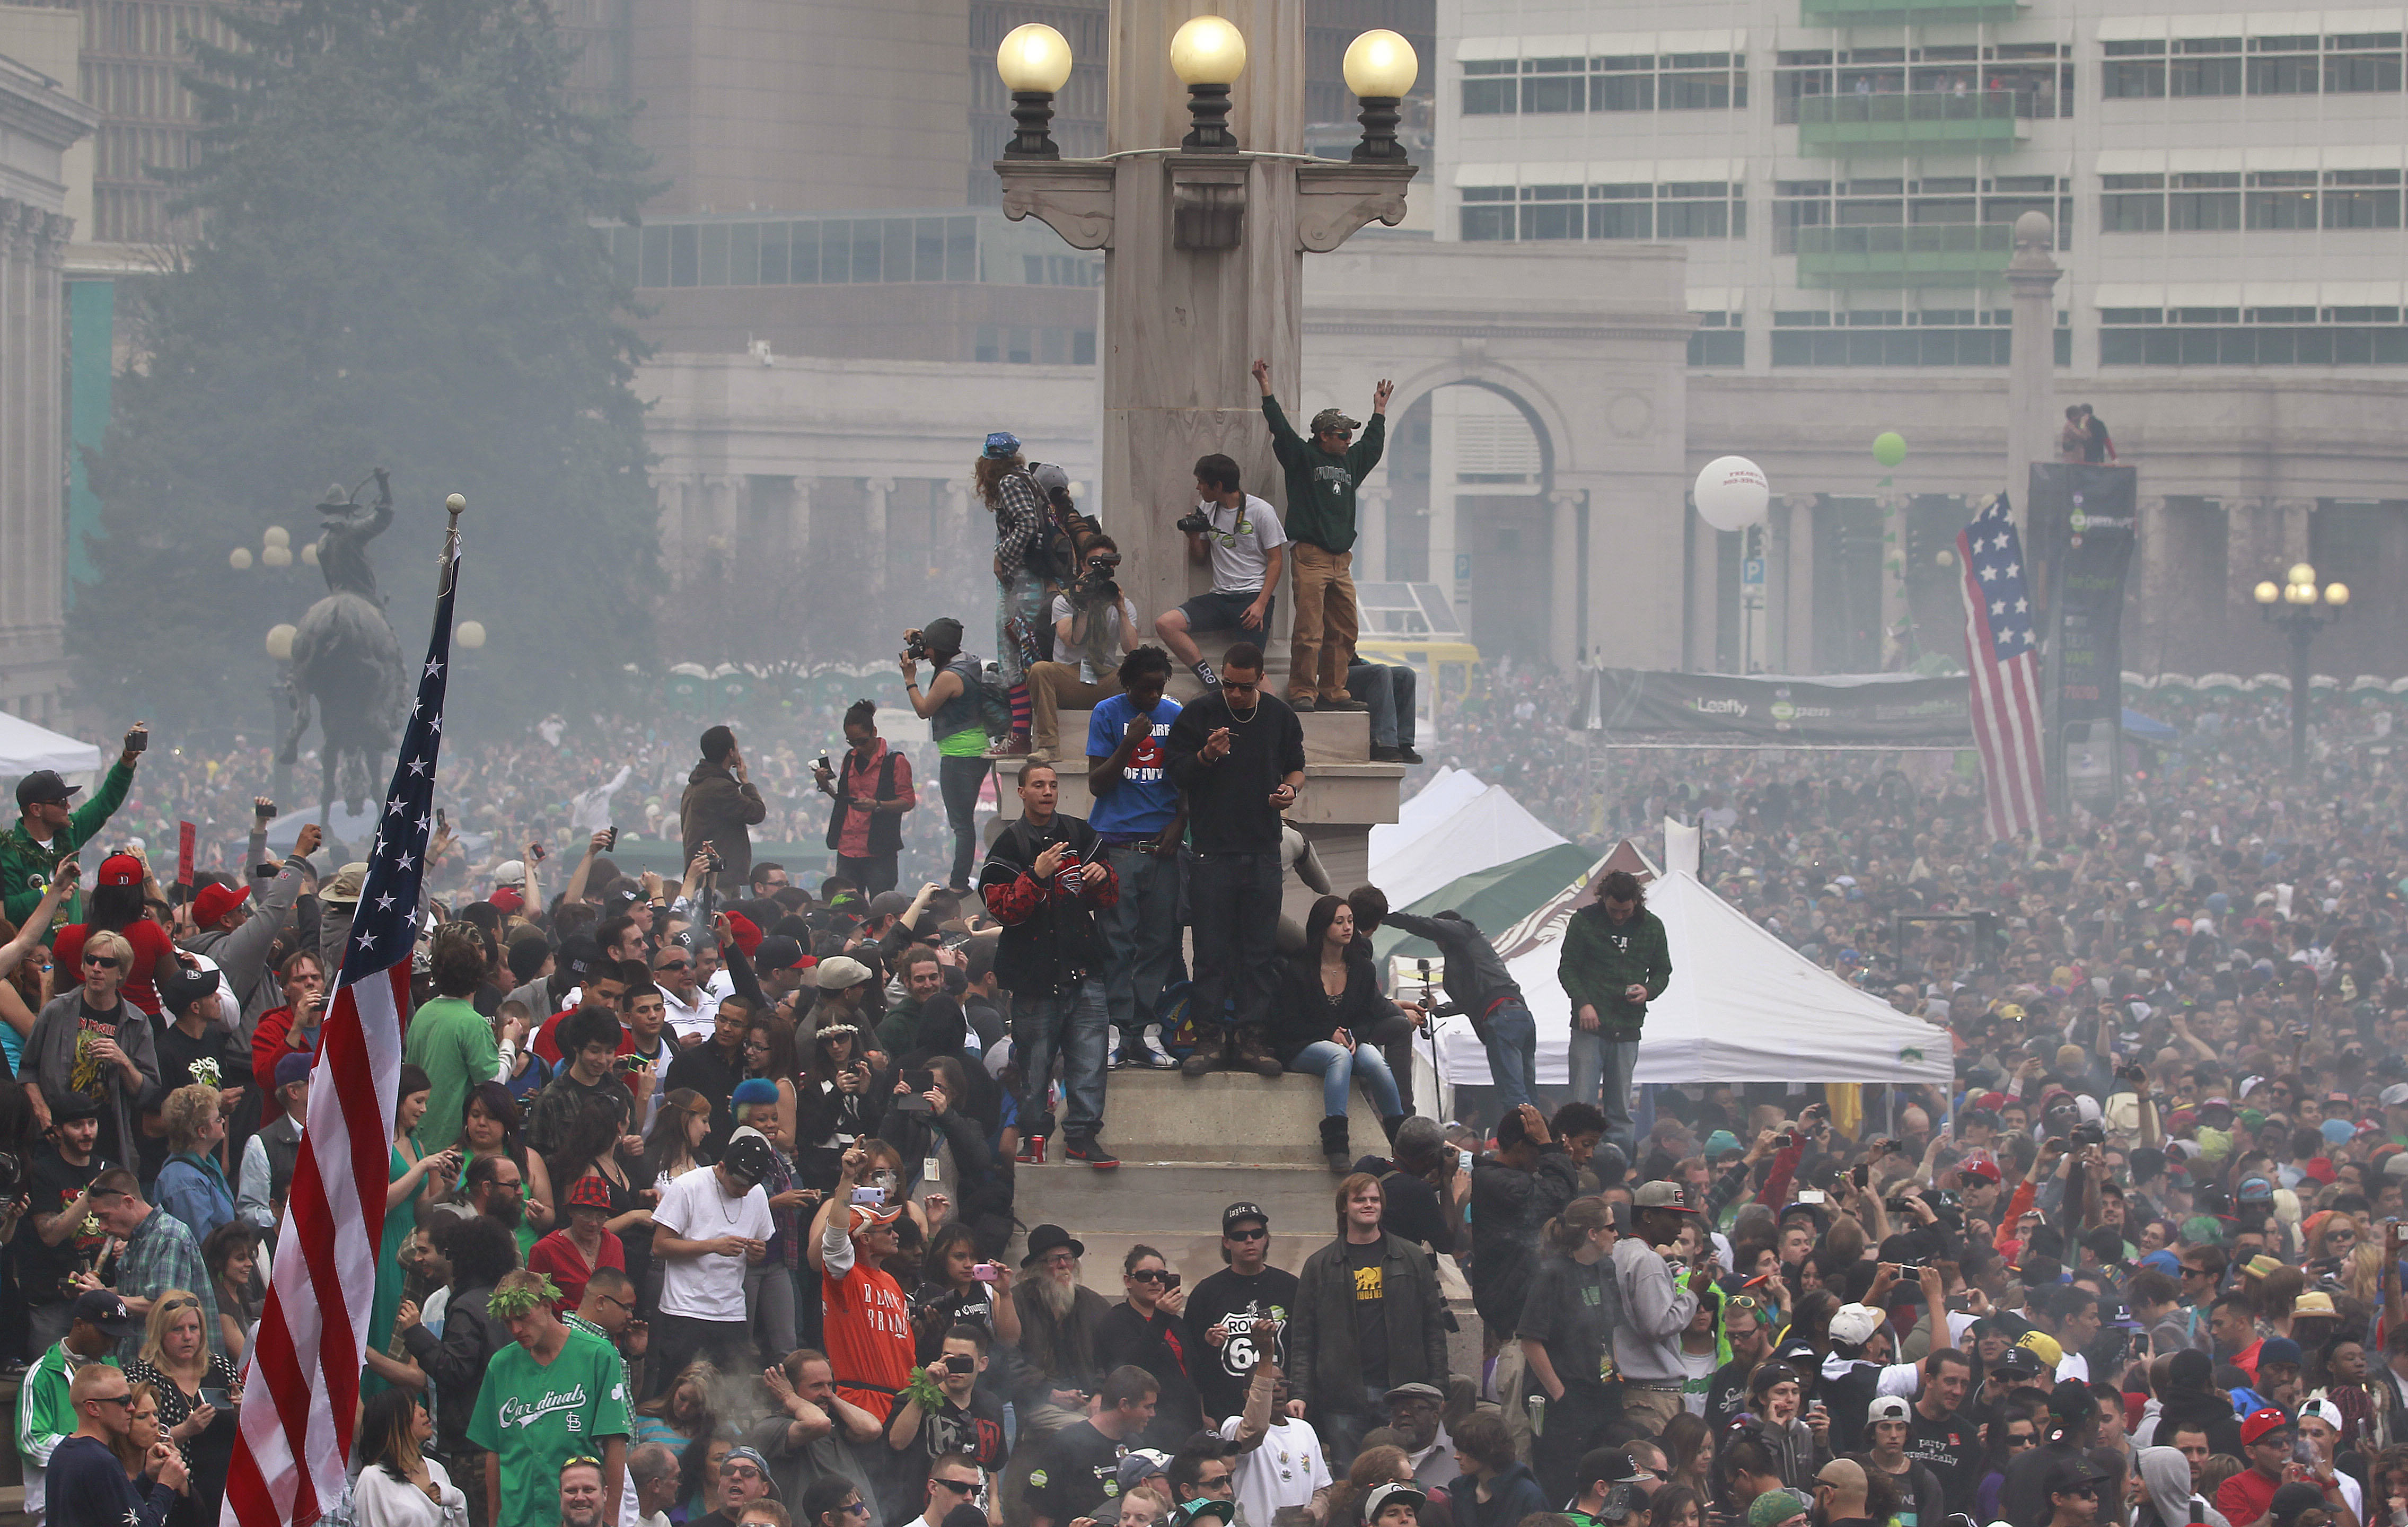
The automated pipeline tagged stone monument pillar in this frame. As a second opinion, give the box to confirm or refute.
[993,0,1415,912]
[2004,212,2062,536]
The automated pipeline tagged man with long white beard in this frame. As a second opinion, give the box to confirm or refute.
[1006,1224,1115,1512]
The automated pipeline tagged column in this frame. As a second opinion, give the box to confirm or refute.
[1879,494,1908,670]
[1783,495,1818,674]
[1685,507,1719,671]
[1356,480,1389,585]
[865,476,894,601]
[1548,488,1581,671]
[794,478,816,559]
[2005,213,2062,539]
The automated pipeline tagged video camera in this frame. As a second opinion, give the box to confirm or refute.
[1074,550,1122,604]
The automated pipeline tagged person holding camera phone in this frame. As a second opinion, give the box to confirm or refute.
[814,699,916,898]
[1024,532,1138,765]
[1098,1246,1203,1449]
[0,724,145,929]
[680,725,767,888]
[886,1331,1008,1489]
[1155,454,1287,693]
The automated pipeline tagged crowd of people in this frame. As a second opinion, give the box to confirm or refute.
[10,373,2408,1527]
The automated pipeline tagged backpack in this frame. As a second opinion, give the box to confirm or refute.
[977,663,1014,737]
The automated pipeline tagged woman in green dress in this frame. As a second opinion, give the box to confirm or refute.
[364,1062,458,1396]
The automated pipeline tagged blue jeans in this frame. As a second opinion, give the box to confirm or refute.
[1289,1040,1403,1118]
[1479,999,1539,1110]
[1012,979,1110,1139]
[1185,850,1283,1030]
[1347,662,1417,749]
[1567,1027,1640,1156]
[1100,843,1182,1039]
[939,754,990,889]
[997,568,1050,686]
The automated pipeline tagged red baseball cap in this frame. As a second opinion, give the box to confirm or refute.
[1958,1156,2003,1184]
[193,882,247,928]
[98,853,144,889]
[2240,1408,2292,1446]
[722,911,763,958]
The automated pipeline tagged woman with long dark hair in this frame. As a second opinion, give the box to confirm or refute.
[458,1080,551,1257]
[351,1389,465,1525]
[796,1023,884,1190]
[1272,895,1409,1170]
[1518,1197,1622,1504]
[908,1221,1022,1358]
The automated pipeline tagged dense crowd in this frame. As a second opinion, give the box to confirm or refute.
[12,381,2408,1527]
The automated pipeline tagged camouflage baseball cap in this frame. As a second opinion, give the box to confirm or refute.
[1310,407,1361,435]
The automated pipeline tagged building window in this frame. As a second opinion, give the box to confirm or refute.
[2326,168,2403,227]
[2101,309,2408,364]
[2167,172,2242,230]
[2169,38,2243,96]
[1518,185,1584,239]
[2247,170,2321,228]
[1588,185,1653,239]
[1461,59,1515,114]
[2102,40,2166,98]
[2100,173,2166,231]
[1659,53,1745,109]
[1592,55,1654,111]
[2249,36,2323,93]
[2327,33,2404,90]
[1520,56,1587,113]
[1688,312,1744,366]
[1459,186,1514,241]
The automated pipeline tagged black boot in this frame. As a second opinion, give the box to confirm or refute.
[1320,1115,1352,1173]
[1381,1113,1408,1146]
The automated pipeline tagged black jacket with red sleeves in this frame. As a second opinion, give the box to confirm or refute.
[978,812,1119,995]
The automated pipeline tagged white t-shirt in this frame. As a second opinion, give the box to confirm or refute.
[1192,494,1287,594]
[1218,1414,1330,1527]
[652,1167,772,1321]
[1048,594,1133,681]
[659,985,713,1045]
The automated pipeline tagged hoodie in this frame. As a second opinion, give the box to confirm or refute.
[2138,1445,2230,1527]
[680,759,766,883]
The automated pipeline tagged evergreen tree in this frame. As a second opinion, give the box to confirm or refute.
[71,0,660,724]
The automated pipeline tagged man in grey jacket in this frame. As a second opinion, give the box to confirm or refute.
[1611,1180,1706,1432]
[1379,907,1537,1108]
[1289,1172,1449,1465]
[183,822,319,1034]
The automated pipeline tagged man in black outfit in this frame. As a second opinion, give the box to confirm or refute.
[1185,1201,1303,1424]
[1165,642,1305,1080]
[979,761,1120,1169]
[19,1093,115,1360]
[1026,1364,1159,1527]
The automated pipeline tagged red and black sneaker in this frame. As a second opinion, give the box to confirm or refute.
[1065,1136,1120,1170]
[1015,1134,1048,1165]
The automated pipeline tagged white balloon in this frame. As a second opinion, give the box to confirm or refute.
[1693,456,1770,532]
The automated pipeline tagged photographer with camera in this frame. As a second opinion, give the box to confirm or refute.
[1155,454,1287,693]
[1026,533,1139,765]
[898,616,991,894]
[814,700,916,898]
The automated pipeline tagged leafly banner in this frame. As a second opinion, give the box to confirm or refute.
[1587,668,1973,743]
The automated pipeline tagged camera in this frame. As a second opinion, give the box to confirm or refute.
[2069,1122,2105,1148]
[1176,509,1215,535]
[942,1355,976,1374]
[700,845,724,873]
[1885,1195,1918,1214]
[903,631,931,662]
[1075,551,1122,604]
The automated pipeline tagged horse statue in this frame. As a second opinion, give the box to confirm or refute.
[276,469,409,839]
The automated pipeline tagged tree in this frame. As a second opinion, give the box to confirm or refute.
[70,0,661,725]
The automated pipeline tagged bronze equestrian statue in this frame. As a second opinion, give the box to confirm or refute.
[277,469,408,840]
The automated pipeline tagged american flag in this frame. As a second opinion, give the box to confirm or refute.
[1956,494,2047,841]
[223,528,460,1527]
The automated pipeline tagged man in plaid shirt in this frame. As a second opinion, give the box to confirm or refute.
[87,1169,219,1359]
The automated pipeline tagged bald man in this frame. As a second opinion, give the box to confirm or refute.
[1813,1459,1875,1527]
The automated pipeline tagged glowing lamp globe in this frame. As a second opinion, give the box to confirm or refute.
[2326,583,2350,607]
[1693,456,1771,532]
[2289,563,2317,588]
[2255,581,2280,604]
[1171,15,1246,85]
[458,620,488,650]
[229,547,253,570]
[301,541,320,565]
[996,23,1074,92]
[1872,432,1908,468]
[1342,29,1418,97]
[265,624,296,661]
[262,525,289,548]
[261,545,292,568]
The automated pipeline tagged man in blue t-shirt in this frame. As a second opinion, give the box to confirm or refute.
[1086,646,1185,1069]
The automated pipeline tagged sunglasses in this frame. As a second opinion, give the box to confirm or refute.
[1725,1295,1764,1312]
[723,1465,764,1480]
[658,960,692,972]
[89,1392,135,1408]
[841,1502,873,1518]
[1129,1269,1176,1284]
[84,955,119,969]
[1226,1226,1267,1241]
[932,1479,980,1496]
[161,1296,201,1312]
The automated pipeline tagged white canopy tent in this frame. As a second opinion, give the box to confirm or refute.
[1368,780,1567,911]
[1369,766,1488,862]
[1427,820,1954,1090]
[0,714,103,784]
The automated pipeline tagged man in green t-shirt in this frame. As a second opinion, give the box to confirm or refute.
[403,926,504,1154]
[469,1269,632,1527]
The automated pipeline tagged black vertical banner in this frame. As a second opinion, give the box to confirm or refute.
[2028,463,2138,813]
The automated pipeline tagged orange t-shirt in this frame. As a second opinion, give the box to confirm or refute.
[822,1258,915,1420]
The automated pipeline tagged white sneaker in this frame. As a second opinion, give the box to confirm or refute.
[1141,1029,1178,1068]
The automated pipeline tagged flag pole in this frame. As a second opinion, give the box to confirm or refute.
[440,492,465,595]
